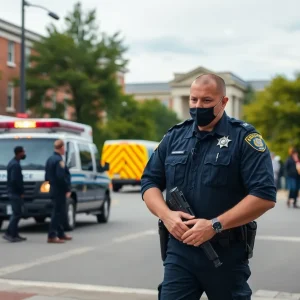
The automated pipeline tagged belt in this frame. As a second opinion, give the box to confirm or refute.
[210,227,244,245]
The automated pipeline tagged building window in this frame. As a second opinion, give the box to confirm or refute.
[7,41,15,64]
[7,82,14,109]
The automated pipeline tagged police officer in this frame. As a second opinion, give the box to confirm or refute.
[3,146,27,243]
[141,74,276,300]
[45,139,72,244]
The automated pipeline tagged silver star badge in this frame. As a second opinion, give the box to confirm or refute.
[217,136,232,148]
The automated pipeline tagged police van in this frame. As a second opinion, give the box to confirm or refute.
[0,118,111,231]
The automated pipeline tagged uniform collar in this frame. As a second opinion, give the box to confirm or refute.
[184,112,229,139]
[54,152,62,157]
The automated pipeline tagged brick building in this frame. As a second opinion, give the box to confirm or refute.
[0,18,125,119]
[0,18,41,116]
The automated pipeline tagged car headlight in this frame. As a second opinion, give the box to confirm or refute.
[40,181,50,193]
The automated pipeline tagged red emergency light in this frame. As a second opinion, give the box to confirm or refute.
[0,120,84,133]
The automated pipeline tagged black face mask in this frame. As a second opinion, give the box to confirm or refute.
[21,154,26,160]
[189,99,223,127]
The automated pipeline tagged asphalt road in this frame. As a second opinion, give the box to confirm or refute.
[0,188,299,296]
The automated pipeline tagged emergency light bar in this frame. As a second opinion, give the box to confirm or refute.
[0,120,85,133]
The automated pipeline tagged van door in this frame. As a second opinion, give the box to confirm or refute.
[78,143,96,210]
[90,144,106,209]
[66,141,85,211]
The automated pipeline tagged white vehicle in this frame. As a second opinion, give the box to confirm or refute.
[0,118,111,230]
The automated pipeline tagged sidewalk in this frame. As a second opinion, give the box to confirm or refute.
[0,279,299,300]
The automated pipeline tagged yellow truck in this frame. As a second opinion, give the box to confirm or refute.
[101,139,159,192]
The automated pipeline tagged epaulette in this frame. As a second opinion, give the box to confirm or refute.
[167,118,194,133]
[229,118,256,132]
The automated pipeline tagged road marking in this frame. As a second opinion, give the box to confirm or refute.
[0,247,94,276]
[0,230,157,276]
[113,229,156,243]
[257,235,300,243]
[0,279,299,299]
[0,278,158,295]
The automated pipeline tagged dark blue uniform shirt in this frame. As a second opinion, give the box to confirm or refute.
[45,152,71,196]
[7,158,24,196]
[141,113,276,220]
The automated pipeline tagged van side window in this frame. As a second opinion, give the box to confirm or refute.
[91,144,102,172]
[78,144,93,171]
[91,144,100,161]
[66,141,76,169]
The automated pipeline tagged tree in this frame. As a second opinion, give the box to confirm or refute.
[95,97,181,149]
[26,1,127,127]
[139,99,181,141]
[95,95,156,147]
[243,84,255,105]
[243,75,300,160]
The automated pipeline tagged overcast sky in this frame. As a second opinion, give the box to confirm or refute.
[2,0,300,83]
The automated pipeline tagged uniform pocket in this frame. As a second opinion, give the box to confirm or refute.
[202,153,231,187]
[165,155,188,186]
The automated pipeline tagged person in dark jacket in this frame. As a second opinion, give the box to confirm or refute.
[284,148,300,208]
[45,139,72,243]
[3,146,27,242]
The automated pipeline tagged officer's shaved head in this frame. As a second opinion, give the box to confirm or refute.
[192,74,226,95]
[54,139,64,150]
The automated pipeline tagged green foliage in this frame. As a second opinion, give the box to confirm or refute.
[24,1,180,152]
[243,84,255,105]
[95,97,181,149]
[139,99,181,140]
[243,75,300,160]
[26,1,127,127]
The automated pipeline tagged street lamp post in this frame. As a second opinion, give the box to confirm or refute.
[20,0,59,113]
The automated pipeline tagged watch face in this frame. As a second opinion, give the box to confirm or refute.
[213,221,222,231]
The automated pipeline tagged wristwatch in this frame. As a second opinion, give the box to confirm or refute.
[211,218,223,233]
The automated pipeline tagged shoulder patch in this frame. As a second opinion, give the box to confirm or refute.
[167,118,194,133]
[245,133,266,152]
[59,160,65,168]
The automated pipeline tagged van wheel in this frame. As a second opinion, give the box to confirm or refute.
[65,199,76,231]
[112,184,121,192]
[97,195,110,223]
[34,217,46,224]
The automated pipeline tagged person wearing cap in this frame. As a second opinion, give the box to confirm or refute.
[45,139,72,243]
[3,146,27,243]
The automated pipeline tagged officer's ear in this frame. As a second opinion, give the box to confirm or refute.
[222,96,229,107]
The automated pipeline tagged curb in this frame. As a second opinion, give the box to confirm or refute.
[0,279,299,300]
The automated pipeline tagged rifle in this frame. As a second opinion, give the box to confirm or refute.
[158,187,222,268]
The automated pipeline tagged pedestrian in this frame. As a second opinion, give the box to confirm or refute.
[3,146,27,243]
[45,139,72,243]
[284,147,300,208]
[271,152,280,189]
[141,74,276,300]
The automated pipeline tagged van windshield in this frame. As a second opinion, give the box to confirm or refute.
[0,138,56,170]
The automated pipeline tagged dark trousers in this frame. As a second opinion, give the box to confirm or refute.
[159,238,251,300]
[6,195,23,238]
[286,177,299,204]
[48,194,66,239]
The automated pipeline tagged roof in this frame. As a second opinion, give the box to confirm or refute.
[0,18,42,42]
[125,79,270,95]
[247,80,270,91]
[125,82,170,94]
